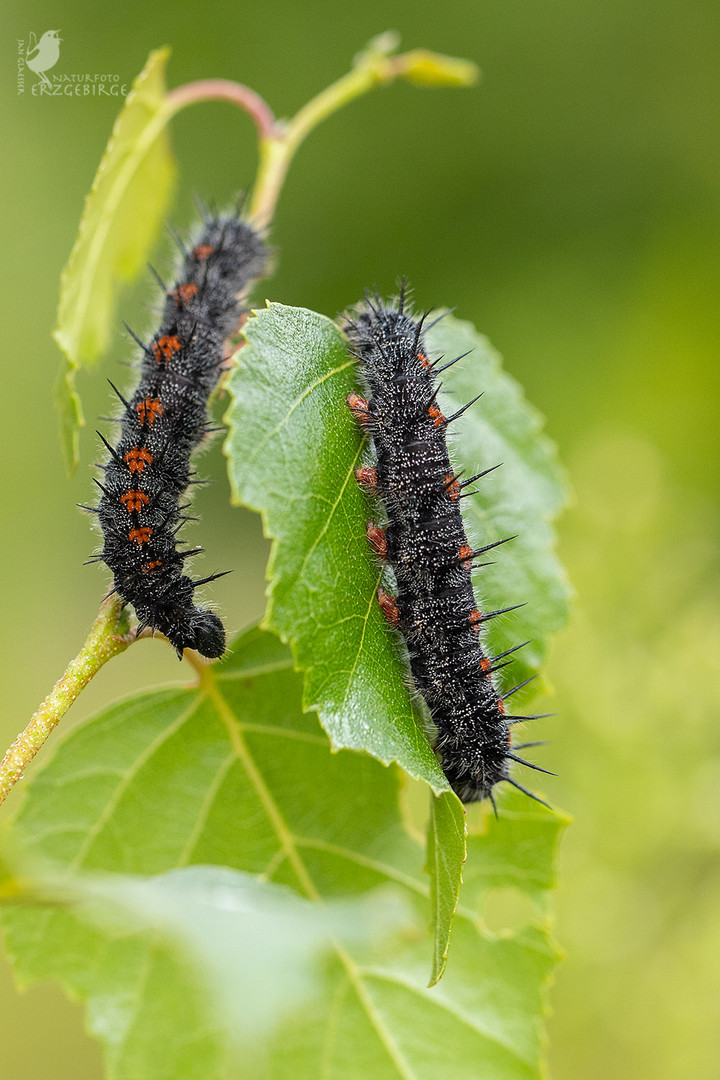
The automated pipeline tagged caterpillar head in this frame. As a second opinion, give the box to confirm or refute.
[167,608,225,659]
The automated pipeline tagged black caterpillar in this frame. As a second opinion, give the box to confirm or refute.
[87,213,267,658]
[344,290,551,808]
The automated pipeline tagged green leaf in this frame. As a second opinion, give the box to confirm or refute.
[55,359,85,479]
[395,49,480,88]
[5,863,409,1049]
[1,628,565,1080]
[224,303,446,792]
[355,34,480,88]
[53,47,176,473]
[427,791,467,986]
[225,303,568,768]
[224,303,569,979]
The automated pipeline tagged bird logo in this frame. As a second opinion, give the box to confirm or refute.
[26,30,62,87]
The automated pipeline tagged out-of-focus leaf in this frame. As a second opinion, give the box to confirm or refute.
[1,627,565,1080]
[54,360,85,475]
[464,801,570,908]
[53,47,176,472]
[396,49,480,87]
[4,863,408,1042]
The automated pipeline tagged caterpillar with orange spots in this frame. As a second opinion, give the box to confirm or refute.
[344,289,552,808]
[89,212,267,658]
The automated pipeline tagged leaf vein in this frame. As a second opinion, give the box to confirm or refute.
[246,357,355,460]
[69,693,201,871]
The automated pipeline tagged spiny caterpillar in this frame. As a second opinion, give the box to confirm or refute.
[86,211,267,658]
[344,290,552,808]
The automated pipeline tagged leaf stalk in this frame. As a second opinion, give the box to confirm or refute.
[248,36,478,225]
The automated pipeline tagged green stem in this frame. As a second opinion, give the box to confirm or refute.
[247,62,385,225]
[164,35,478,229]
[0,598,132,807]
[247,37,479,226]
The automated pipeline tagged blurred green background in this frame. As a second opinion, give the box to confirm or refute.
[1,1,719,1077]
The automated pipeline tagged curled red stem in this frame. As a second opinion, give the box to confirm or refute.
[166,79,278,140]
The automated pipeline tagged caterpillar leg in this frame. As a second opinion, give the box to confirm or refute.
[346,392,371,426]
[377,587,400,627]
[355,465,378,489]
[366,522,387,560]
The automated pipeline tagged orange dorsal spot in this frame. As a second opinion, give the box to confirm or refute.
[152,334,182,363]
[366,522,387,560]
[346,392,371,426]
[355,465,378,488]
[135,398,164,426]
[446,473,461,500]
[469,608,483,628]
[129,526,153,546]
[481,657,492,673]
[120,491,149,514]
[193,244,213,260]
[417,352,430,368]
[428,404,445,427]
[377,588,400,627]
[123,448,153,473]
[497,699,505,714]
[458,543,473,567]
[170,282,198,305]
[142,559,163,574]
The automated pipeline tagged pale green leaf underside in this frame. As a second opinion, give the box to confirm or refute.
[1,628,564,1080]
[427,790,466,986]
[53,47,176,472]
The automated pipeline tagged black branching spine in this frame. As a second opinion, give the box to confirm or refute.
[92,215,267,659]
[344,291,551,807]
